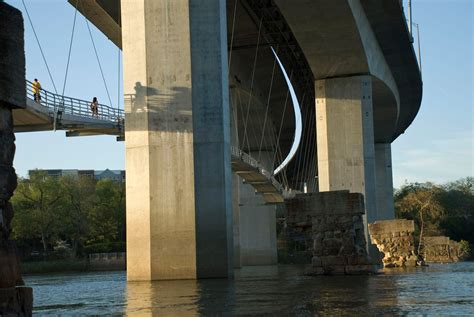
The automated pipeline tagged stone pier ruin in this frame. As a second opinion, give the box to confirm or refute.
[368,219,418,268]
[423,236,464,263]
[285,191,376,275]
[0,3,33,315]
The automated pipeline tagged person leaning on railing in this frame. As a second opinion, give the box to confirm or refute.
[90,97,99,118]
[32,78,41,103]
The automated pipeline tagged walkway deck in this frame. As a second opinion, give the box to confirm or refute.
[13,81,291,204]
[13,80,124,137]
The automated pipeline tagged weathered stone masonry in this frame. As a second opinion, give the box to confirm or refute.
[368,219,418,268]
[286,191,375,275]
[423,236,464,263]
[0,2,33,315]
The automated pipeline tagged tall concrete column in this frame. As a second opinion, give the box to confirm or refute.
[122,0,232,280]
[239,151,277,266]
[315,76,377,240]
[375,143,395,220]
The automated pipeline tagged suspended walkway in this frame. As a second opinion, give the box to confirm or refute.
[231,147,296,204]
[13,80,291,203]
[13,80,124,138]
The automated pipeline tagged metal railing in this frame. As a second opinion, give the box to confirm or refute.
[26,80,124,124]
[230,146,285,194]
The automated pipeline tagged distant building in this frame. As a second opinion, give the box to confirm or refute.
[28,169,125,182]
[95,169,125,182]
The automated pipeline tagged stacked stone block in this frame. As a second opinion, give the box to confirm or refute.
[286,191,376,275]
[368,219,418,268]
[423,236,463,263]
[0,3,33,315]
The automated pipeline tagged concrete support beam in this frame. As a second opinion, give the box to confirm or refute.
[375,143,395,220]
[122,0,232,280]
[239,151,277,266]
[315,76,377,242]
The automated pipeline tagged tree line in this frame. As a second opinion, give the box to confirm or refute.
[394,177,473,255]
[12,171,472,259]
[11,171,125,259]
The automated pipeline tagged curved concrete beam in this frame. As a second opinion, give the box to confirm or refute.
[348,0,400,142]
[273,0,418,143]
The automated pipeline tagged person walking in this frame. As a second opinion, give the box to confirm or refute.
[32,78,42,103]
[90,97,99,118]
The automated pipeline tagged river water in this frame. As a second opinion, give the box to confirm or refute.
[25,262,474,316]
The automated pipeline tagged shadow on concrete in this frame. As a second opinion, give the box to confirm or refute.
[124,82,192,133]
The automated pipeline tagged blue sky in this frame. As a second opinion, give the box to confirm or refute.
[5,0,473,188]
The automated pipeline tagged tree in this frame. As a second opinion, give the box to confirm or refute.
[60,175,96,256]
[395,182,445,254]
[439,177,474,242]
[88,179,125,245]
[11,171,64,251]
[12,171,127,258]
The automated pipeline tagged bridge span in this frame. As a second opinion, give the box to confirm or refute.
[10,0,423,281]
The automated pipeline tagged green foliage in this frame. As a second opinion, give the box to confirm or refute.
[11,172,126,258]
[88,179,125,245]
[459,240,471,259]
[11,171,65,251]
[395,178,474,248]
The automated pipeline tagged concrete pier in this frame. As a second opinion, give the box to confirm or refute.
[239,180,278,266]
[239,151,277,266]
[315,76,377,235]
[375,143,395,220]
[122,0,232,280]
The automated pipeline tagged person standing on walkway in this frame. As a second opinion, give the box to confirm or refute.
[32,78,41,103]
[90,97,99,118]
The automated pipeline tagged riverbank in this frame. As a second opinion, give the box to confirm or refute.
[21,259,125,274]
[21,260,90,274]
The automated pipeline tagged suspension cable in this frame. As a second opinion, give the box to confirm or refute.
[292,93,306,189]
[242,16,263,153]
[297,103,312,190]
[238,90,252,152]
[258,45,278,163]
[82,3,113,107]
[300,106,316,191]
[117,48,121,112]
[228,0,239,70]
[272,70,293,169]
[21,0,58,94]
[61,0,79,97]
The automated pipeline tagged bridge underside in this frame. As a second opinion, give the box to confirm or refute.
[65,0,422,279]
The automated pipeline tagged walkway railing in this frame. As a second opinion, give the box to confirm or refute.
[26,80,124,124]
[230,146,285,195]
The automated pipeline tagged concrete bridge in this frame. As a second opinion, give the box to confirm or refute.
[13,0,421,280]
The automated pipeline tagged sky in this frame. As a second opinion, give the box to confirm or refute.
[5,0,473,188]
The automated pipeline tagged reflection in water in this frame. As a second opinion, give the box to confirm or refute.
[127,280,199,316]
[24,262,474,315]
